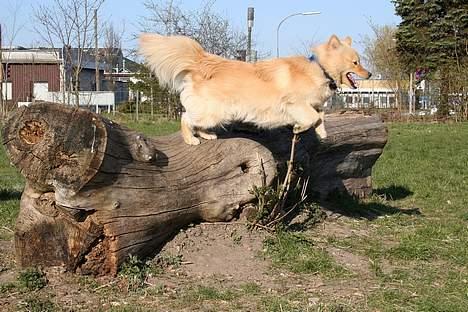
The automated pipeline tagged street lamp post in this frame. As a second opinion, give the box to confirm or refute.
[276,11,320,58]
[246,7,255,62]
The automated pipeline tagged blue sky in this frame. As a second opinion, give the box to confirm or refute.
[0,0,400,58]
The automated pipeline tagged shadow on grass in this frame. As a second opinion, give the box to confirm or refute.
[0,189,22,201]
[322,190,421,221]
[373,185,413,201]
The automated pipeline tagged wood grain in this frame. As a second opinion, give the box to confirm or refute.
[2,103,387,275]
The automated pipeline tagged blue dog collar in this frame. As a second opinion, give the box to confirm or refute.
[308,53,317,62]
[307,53,338,91]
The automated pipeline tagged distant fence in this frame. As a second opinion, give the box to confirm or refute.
[33,82,115,113]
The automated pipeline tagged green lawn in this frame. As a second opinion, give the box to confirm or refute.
[372,123,468,264]
[353,123,468,311]
[0,143,23,239]
[0,120,467,311]
[104,112,181,136]
[254,122,468,311]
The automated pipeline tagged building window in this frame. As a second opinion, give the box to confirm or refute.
[363,95,370,104]
[380,95,388,108]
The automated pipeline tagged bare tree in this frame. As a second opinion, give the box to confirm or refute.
[33,0,105,107]
[362,22,407,112]
[1,0,26,118]
[141,0,246,58]
[102,23,125,90]
[293,38,320,56]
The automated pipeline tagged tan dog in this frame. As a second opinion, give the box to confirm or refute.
[139,34,371,145]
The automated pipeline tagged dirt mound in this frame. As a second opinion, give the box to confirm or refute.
[158,223,272,283]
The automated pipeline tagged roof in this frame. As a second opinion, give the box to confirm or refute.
[1,48,106,70]
[1,50,60,64]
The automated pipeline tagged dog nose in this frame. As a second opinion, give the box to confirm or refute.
[368,72,372,79]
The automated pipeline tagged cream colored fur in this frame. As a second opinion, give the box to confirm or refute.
[139,33,371,145]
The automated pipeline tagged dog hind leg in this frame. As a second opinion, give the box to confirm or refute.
[197,130,217,140]
[181,113,201,145]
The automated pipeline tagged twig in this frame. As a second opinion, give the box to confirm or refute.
[94,280,118,291]
[199,221,275,233]
[250,222,275,233]
[1,226,14,233]
[279,133,299,199]
[265,177,309,227]
[267,133,299,222]
[265,195,308,228]
[256,152,267,187]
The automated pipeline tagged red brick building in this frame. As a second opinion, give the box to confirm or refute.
[1,47,134,110]
[1,49,61,103]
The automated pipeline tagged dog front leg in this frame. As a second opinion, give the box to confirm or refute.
[288,104,321,134]
[181,113,201,145]
[315,111,327,139]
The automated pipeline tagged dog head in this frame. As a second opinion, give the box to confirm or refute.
[315,35,372,89]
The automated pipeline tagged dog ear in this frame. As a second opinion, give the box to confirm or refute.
[343,36,352,46]
[328,35,341,50]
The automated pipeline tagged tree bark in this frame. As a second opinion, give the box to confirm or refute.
[2,103,387,275]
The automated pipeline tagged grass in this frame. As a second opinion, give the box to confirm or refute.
[17,297,56,312]
[292,122,468,311]
[17,267,48,291]
[0,143,23,239]
[1,119,467,311]
[104,112,180,137]
[264,231,349,278]
[186,285,238,301]
[359,123,468,311]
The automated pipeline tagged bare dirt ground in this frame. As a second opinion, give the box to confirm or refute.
[0,215,385,312]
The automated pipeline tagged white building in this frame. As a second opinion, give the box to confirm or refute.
[335,79,404,109]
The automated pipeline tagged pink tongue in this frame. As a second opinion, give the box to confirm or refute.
[347,73,356,87]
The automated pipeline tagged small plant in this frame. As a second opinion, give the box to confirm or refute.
[18,267,48,291]
[230,229,243,244]
[18,297,55,312]
[0,282,17,293]
[249,161,311,230]
[239,282,261,295]
[249,184,281,224]
[156,253,183,268]
[118,255,148,291]
[186,285,237,301]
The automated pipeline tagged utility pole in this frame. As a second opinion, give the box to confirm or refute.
[94,9,100,91]
[135,91,139,121]
[150,72,154,120]
[409,72,413,115]
[246,7,254,62]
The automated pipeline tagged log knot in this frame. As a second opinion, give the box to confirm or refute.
[2,103,387,276]
[19,120,47,145]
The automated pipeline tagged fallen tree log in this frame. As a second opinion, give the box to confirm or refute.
[2,103,387,275]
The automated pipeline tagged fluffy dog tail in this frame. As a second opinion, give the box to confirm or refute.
[139,33,204,91]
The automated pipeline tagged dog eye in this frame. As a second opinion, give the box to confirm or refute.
[353,61,358,65]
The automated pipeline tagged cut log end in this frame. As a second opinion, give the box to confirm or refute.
[2,103,387,275]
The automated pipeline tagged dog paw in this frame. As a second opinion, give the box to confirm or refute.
[184,136,201,145]
[316,129,328,140]
[198,132,218,140]
[293,124,308,134]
